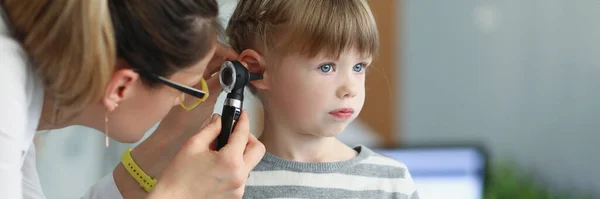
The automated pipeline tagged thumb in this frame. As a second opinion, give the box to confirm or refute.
[186,114,222,153]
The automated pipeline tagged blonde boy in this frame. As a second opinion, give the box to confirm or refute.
[227,0,419,198]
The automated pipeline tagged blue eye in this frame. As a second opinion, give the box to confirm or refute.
[353,64,365,72]
[318,64,333,73]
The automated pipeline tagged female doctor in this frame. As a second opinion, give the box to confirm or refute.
[0,0,265,198]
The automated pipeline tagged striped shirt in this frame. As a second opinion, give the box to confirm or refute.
[244,146,420,199]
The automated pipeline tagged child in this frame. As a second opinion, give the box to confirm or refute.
[226,0,419,198]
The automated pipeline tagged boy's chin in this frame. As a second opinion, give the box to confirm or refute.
[312,125,348,138]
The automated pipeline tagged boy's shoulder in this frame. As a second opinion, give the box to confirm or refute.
[354,146,420,198]
[356,145,412,173]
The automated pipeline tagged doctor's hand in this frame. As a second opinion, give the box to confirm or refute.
[148,112,264,199]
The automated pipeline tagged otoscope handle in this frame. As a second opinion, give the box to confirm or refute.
[216,104,241,150]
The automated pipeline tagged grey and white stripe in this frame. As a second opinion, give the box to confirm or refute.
[243,146,420,199]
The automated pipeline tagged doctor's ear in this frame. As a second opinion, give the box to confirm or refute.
[102,59,140,111]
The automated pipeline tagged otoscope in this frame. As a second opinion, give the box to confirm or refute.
[216,61,263,150]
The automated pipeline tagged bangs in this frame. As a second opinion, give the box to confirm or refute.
[276,0,379,59]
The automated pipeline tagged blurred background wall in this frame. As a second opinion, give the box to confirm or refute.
[401,0,599,196]
[33,0,599,198]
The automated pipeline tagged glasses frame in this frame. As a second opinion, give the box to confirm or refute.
[135,69,209,111]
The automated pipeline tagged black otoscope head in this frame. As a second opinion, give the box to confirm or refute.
[219,61,263,98]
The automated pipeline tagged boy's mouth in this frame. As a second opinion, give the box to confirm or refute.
[329,108,355,119]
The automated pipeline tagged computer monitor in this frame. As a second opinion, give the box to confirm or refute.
[373,146,487,199]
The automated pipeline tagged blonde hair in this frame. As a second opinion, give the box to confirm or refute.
[227,0,379,59]
[3,0,115,122]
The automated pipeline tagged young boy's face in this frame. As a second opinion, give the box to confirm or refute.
[263,48,372,137]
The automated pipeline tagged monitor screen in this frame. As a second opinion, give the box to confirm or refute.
[373,147,486,199]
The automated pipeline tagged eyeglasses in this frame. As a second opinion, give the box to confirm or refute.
[135,69,209,111]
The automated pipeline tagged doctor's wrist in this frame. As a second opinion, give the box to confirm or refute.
[114,163,148,199]
[114,138,170,198]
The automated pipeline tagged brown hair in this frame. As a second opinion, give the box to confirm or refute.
[2,0,220,122]
[109,0,221,86]
[226,0,379,59]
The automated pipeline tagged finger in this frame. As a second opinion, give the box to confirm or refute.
[188,114,222,152]
[206,73,223,93]
[216,42,239,61]
[209,140,216,151]
[209,63,222,76]
[204,58,225,80]
[243,132,265,173]
[204,44,238,80]
[200,113,216,129]
[221,111,250,155]
[228,186,246,199]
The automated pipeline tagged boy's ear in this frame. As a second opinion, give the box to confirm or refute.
[239,49,269,90]
[102,59,140,111]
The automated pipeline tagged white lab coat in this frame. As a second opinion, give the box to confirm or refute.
[0,6,123,199]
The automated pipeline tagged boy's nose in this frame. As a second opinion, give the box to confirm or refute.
[337,81,357,99]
